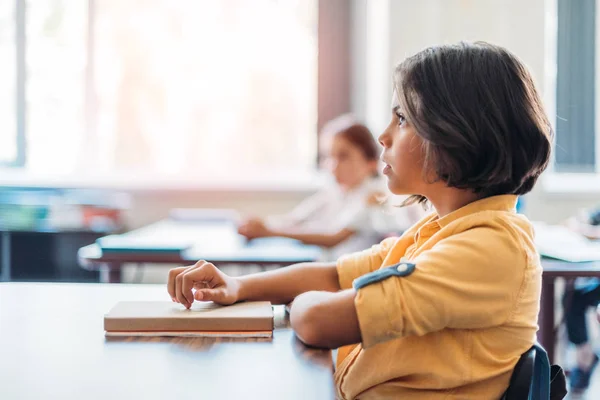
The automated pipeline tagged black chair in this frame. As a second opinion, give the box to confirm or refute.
[502,345,567,400]
[503,347,537,399]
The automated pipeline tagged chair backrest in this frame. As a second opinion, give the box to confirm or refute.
[503,346,537,400]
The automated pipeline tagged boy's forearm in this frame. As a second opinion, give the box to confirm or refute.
[237,262,341,305]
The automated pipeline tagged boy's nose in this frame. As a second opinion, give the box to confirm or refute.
[378,131,390,148]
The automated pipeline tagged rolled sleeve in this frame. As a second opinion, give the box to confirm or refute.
[354,224,529,348]
[336,237,397,290]
[355,275,399,348]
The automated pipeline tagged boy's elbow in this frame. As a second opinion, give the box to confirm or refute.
[290,290,361,348]
[290,301,327,347]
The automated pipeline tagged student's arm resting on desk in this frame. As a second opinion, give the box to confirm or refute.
[274,202,391,248]
[167,260,340,309]
[238,218,356,248]
[267,228,356,248]
[288,238,396,348]
[287,224,531,349]
[290,289,362,348]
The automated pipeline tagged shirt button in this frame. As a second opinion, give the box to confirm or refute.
[397,264,408,273]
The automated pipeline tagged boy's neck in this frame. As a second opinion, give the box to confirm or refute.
[426,186,481,218]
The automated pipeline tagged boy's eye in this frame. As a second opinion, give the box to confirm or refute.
[396,113,406,126]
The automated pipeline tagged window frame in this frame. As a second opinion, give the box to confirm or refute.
[542,0,600,193]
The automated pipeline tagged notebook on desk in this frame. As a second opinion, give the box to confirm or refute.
[104,301,274,338]
[96,234,195,254]
[533,222,600,262]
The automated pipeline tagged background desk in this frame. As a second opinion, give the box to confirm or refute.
[78,220,322,283]
[0,283,334,400]
[1,227,111,282]
[540,258,600,363]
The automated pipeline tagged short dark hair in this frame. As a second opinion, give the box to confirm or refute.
[394,42,553,205]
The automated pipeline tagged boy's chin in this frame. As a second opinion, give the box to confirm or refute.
[385,178,406,195]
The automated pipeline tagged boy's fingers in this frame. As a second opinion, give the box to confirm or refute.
[167,266,187,301]
[181,263,208,306]
[175,272,188,308]
[195,288,228,304]
[175,261,219,308]
[166,261,222,308]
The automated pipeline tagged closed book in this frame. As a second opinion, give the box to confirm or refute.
[104,301,274,335]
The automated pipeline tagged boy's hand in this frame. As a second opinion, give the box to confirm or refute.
[167,261,241,308]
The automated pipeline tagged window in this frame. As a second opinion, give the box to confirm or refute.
[553,0,598,173]
[26,0,87,174]
[2,0,352,185]
[0,1,18,166]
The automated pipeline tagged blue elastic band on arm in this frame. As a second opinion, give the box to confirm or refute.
[352,262,416,290]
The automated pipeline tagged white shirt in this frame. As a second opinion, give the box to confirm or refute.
[270,177,423,261]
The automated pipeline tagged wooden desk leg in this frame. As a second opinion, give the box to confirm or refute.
[100,263,122,284]
[538,278,556,363]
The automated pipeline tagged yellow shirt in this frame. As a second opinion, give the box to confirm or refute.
[335,195,541,399]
